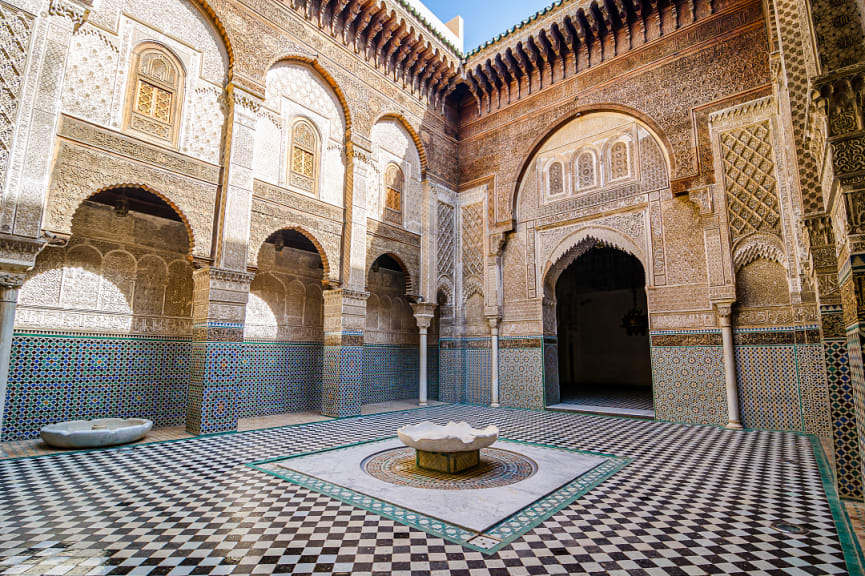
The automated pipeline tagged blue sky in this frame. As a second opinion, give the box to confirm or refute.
[424,0,556,52]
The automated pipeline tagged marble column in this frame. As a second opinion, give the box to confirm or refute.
[0,274,24,442]
[716,302,743,430]
[489,316,500,408]
[412,302,437,406]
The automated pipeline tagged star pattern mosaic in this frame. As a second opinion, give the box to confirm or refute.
[0,404,859,575]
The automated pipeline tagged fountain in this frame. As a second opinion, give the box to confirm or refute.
[40,418,153,449]
[397,421,499,473]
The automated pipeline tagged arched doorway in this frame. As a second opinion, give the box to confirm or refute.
[10,187,194,440]
[552,244,654,418]
[364,253,418,409]
[242,228,325,422]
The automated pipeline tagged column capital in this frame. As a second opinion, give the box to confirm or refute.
[0,273,25,290]
[411,301,437,330]
[487,315,501,334]
[714,301,735,325]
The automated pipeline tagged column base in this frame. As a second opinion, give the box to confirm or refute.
[490,403,501,408]
[726,420,744,430]
[419,401,428,406]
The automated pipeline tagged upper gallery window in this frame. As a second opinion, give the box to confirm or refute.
[125,43,184,147]
[290,119,319,195]
[610,141,630,180]
[576,151,597,190]
[384,163,404,225]
[548,161,564,196]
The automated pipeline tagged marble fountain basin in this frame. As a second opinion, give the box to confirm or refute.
[398,421,498,473]
[398,421,499,452]
[40,418,153,449]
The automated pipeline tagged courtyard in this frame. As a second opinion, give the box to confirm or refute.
[1,404,861,575]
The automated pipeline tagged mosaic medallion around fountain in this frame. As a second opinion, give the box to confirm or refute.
[362,447,536,489]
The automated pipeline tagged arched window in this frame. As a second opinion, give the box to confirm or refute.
[576,151,596,189]
[610,141,630,180]
[384,164,404,225]
[290,120,318,195]
[125,43,184,147]
[548,161,564,196]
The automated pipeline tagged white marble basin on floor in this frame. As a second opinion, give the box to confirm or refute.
[398,421,498,452]
[40,418,153,449]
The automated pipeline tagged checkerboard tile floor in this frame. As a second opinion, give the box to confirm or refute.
[558,388,654,411]
[0,404,855,575]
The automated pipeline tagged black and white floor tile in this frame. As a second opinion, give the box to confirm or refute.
[0,404,855,575]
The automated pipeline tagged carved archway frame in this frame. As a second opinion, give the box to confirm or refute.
[502,104,676,232]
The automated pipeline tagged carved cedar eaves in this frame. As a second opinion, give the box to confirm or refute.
[458,0,716,116]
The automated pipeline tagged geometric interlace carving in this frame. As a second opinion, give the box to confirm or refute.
[437,201,455,279]
[720,121,781,242]
[0,5,33,190]
[462,202,484,280]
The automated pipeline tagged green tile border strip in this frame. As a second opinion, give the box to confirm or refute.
[247,436,629,554]
[811,435,865,576]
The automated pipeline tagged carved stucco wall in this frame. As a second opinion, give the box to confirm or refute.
[365,266,417,346]
[253,61,346,208]
[0,2,34,193]
[61,0,228,164]
[369,117,422,234]
[457,2,770,227]
[502,112,697,337]
[244,244,323,341]
[16,202,193,336]
[43,139,216,260]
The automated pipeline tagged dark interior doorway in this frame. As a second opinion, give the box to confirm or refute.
[555,245,653,415]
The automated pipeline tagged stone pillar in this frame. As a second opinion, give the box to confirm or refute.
[805,214,862,499]
[0,235,46,441]
[186,267,252,435]
[812,68,865,493]
[412,302,437,406]
[322,288,367,417]
[1,0,86,239]
[489,316,501,408]
[0,274,23,442]
[214,84,260,272]
[716,302,743,430]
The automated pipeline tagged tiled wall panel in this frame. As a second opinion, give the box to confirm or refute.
[4,334,191,441]
[438,345,465,403]
[651,343,727,426]
[238,342,323,418]
[500,345,544,409]
[735,345,803,431]
[825,340,862,499]
[428,343,439,401]
[361,345,418,404]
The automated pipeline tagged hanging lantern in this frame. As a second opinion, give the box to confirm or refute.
[621,267,648,336]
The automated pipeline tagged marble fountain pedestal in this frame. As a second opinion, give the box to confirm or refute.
[397,421,499,473]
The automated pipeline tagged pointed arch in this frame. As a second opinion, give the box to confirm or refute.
[374,113,428,178]
[265,54,353,136]
[73,184,196,259]
[512,105,674,227]
[251,226,332,285]
[542,225,648,295]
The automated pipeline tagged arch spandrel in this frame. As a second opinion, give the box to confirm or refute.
[43,148,211,260]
